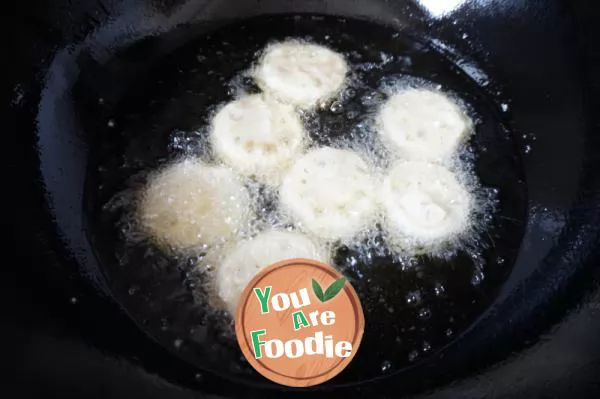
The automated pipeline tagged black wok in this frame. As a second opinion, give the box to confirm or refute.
[5,0,600,398]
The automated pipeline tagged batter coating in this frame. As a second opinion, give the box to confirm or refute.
[254,41,349,109]
[381,161,472,251]
[213,230,329,314]
[378,89,472,161]
[139,159,252,251]
[211,94,306,185]
[280,147,379,241]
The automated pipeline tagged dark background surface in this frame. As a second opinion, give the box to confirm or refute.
[3,282,600,399]
[4,0,600,397]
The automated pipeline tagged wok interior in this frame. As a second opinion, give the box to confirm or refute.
[83,12,530,386]
[12,0,598,396]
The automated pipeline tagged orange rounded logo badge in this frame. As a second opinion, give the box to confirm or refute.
[235,259,365,387]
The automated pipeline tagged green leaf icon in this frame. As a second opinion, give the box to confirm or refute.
[312,279,325,302]
[323,277,347,301]
[312,277,347,303]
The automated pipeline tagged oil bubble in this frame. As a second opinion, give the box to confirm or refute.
[418,308,432,320]
[380,360,392,373]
